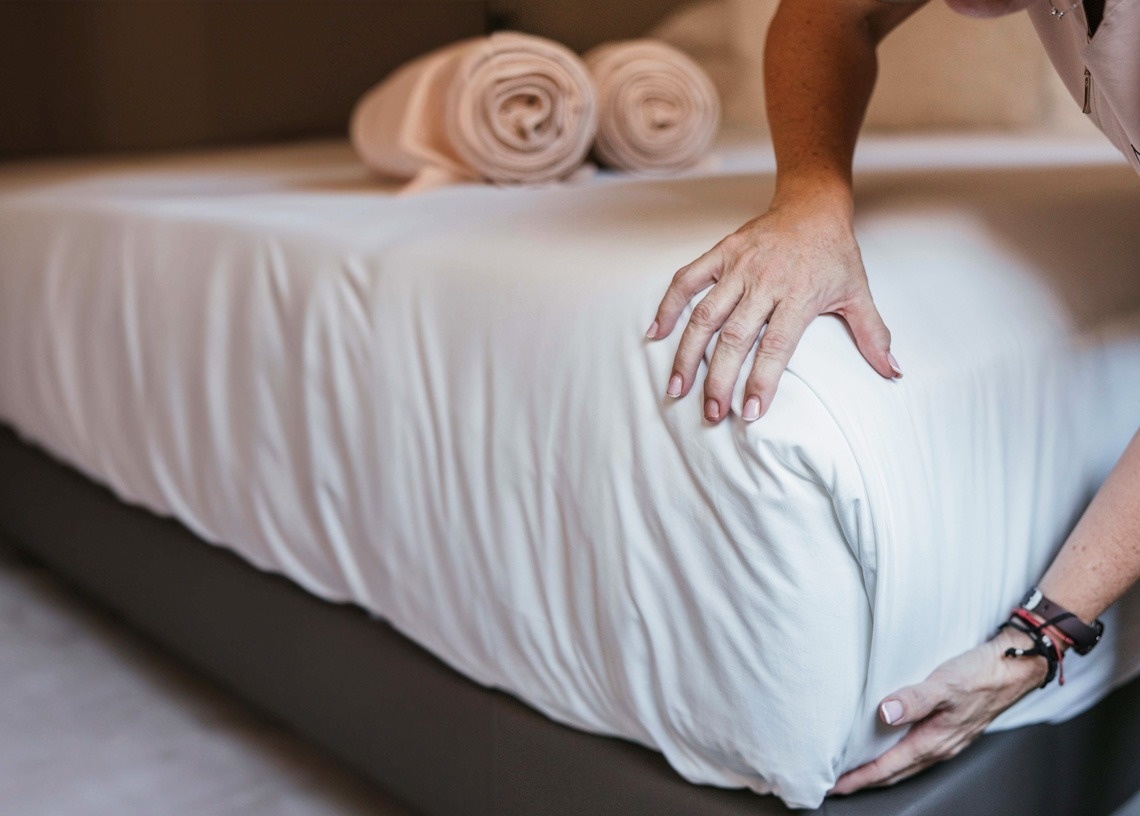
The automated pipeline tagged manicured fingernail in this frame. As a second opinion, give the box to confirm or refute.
[742,397,760,422]
[705,399,719,421]
[666,374,683,398]
[887,352,903,379]
[646,320,659,339]
[880,699,904,725]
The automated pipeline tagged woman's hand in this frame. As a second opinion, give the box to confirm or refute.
[645,189,901,423]
[831,628,1048,795]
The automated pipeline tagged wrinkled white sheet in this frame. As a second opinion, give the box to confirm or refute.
[1,137,1138,808]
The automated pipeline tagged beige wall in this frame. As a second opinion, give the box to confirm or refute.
[487,0,690,51]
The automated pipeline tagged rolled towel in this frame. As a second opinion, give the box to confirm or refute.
[351,32,598,190]
[584,40,720,174]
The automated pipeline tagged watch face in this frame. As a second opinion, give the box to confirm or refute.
[1023,587,1043,610]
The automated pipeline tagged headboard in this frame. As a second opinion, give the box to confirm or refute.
[0,0,694,159]
[0,1,487,158]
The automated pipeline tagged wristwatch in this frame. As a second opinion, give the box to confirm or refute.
[1020,587,1105,655]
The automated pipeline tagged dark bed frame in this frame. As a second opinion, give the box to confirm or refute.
[2,2,1140,814]
[4,428,1140,816]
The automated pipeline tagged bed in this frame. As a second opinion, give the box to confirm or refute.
[3,133,1140,811]
[2,2,1140,814]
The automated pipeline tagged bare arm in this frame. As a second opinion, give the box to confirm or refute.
[765,0,920,209]
[647,0,926,422]
[835,431,1140,794]
[1038,431,1140,622]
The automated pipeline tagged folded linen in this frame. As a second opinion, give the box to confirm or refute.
[584,39,720,174]
[350,32,598,190]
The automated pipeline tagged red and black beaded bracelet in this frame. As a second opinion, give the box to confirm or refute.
[997,587,1106,689]
[998,611,1067,688]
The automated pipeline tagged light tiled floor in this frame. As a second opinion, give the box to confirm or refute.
[0,540,413,816]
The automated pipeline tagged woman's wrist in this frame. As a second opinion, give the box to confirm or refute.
[990,626,1051,691]
[1015,607,1074,655]
[1036,579,1105,631]
[771,170,855,218]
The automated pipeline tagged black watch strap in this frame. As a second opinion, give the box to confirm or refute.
[1020,587,1104,656]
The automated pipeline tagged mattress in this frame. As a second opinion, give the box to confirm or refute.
[1,136,1138,809]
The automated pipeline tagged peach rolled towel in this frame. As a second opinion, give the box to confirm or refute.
[584,40,720,174]
[351,32,598,190]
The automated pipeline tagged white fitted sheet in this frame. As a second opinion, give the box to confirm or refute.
[1,136,1138,808]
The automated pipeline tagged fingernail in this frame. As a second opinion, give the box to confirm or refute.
[742,397,760,422]
[666,374,683,398]
[645,320,659,339]
[704,399,719,421]
[880,699,904,725]
[887,352,903,379]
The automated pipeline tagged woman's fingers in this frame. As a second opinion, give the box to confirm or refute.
[839,288,900,379]
[667,278,746,403]
[879,678,944,726]
[648,249,724,339]
[703,296,775,421]
[831,677,955,794]
[830,725,944,795]
[739,302,816,421]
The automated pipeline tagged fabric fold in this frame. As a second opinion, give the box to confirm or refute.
[350,32,598,190]
[584,39,720,174]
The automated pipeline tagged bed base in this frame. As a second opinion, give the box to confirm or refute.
[1,424,1137,816]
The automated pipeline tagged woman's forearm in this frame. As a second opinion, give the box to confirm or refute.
[764,0,927,206]
[1038,431,1140,623]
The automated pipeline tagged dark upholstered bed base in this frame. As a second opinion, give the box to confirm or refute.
[1,424,1138,816]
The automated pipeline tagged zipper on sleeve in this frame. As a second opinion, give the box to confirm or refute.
[1083,7,1092,115]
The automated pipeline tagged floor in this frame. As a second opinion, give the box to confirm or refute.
[0,539,413,816]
